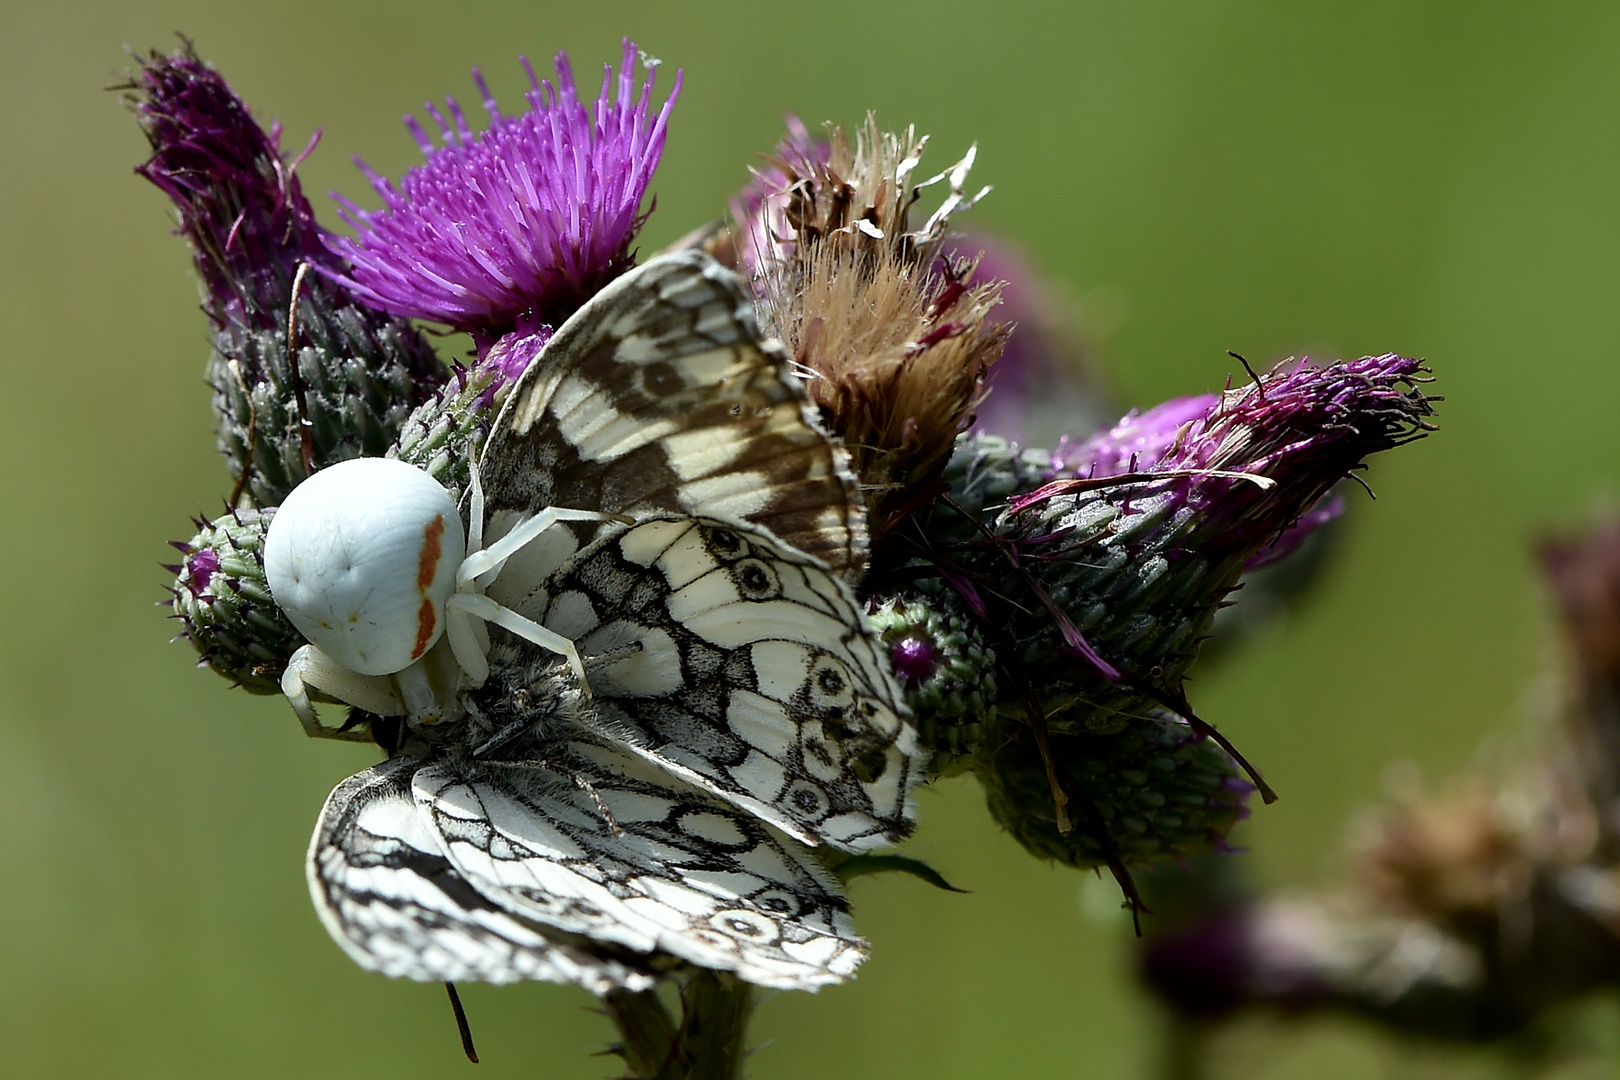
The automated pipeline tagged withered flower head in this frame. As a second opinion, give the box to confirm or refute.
[736,117,1005,546]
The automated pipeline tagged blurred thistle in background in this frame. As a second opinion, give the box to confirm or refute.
[132,31,1444,1078]
[1136,517,1620,1078]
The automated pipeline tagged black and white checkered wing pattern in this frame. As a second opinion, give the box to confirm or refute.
[306,756,653,993]
[489,515,923,851]
[479,250,866,577]
[413,737,867,990]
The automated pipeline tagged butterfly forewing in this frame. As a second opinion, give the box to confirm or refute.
[479,250,866,576]
[306,756,653,992]
[488,515,923,850]
[413,736,867,990]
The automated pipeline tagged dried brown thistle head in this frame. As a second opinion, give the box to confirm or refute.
[733,116,1005,549]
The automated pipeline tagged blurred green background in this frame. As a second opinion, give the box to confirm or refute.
[3,1,1617,1076]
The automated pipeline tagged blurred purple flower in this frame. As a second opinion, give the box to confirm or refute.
[325,40,680,337]
[730,115,826,277]
[1140,902,1333,1017]
[944,233,1111,445]
[1246,494,1344,570]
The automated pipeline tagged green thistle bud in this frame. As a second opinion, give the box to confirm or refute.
[208,292,445,508]
[869,594,998,777]
[386,367,501,503]
[167,508,300,694]
[982,715,1253,869]
[937,432,1056,545]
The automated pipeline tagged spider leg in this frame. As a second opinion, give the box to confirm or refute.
[281,644,401,742]
[467,456,485,556]
[446,603,490,687]
[458,507,630,588]
[446,592,591,694]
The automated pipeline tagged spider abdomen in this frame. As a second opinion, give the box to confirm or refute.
[264,458,466,677]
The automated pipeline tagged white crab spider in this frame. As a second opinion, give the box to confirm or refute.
[262,456,614,738]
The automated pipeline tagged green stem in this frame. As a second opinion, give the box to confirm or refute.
[605,974,756,1080]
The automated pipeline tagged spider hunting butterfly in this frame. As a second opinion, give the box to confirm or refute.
[271,250,925,991]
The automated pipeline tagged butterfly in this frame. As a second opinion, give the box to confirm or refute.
[302,251,925,992]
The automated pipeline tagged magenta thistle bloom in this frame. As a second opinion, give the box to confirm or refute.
[127,42,446,506]
[325,40,681,336]
[996,354,1435,734]
[1054,393,1218,477]
[129,42,337,330]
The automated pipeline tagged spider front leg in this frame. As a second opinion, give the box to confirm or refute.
[457,505,631,587]
[281,644,403,742]
[446,593,591,691]
[447,486,631,693]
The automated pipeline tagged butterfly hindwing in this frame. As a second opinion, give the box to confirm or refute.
[413,735,867,990]
[486,515,923,850]
[479,250,866,577]
[306,755,653,993]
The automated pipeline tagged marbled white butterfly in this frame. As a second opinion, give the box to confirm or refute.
[302,251,925,991]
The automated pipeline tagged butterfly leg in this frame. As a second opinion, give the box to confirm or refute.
[445,592,592,694]
[281,644,403,741]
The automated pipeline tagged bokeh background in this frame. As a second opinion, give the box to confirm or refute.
[4,1,1618,1077]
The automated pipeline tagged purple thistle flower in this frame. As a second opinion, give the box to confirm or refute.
[972,354,1434,793]
[476,327,554,404]
[128,43,449,506]
[1054,393,1218,477]
[180,547,220,598]
[324,40,681,337]
[889,635,940,686]
[129,41,336,330]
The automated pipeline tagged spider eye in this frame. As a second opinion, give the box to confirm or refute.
[264,458,466,677]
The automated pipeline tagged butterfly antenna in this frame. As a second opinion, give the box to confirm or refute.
[444,982,480,1064]
[286,262,317,476]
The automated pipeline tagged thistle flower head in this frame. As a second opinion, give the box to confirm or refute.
[738,117,1005,544]
[126,40,334,330]
[977,355,1435,738]
[983,715,1254,870]
[169,508,304,695]
[1053,393,1218,478]
[1015,355,1436,559]
[127,41,448,507]
[325,41,681,335]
